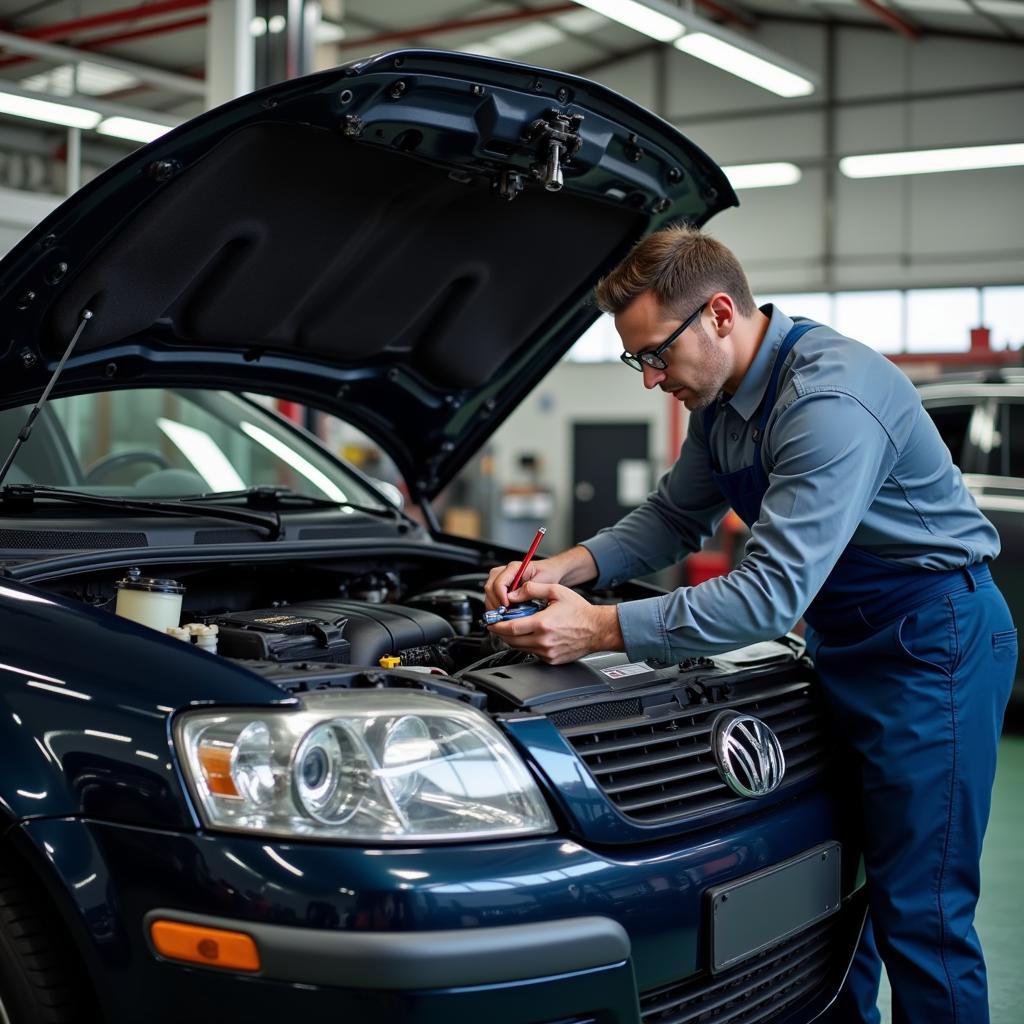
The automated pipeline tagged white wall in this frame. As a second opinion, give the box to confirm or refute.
[489,361,684,552]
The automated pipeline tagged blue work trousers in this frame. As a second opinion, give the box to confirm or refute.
[808,571,1016,1024]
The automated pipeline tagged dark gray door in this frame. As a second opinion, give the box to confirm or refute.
[572,422,650,543]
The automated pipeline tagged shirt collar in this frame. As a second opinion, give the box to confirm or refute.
[721,304,795,422]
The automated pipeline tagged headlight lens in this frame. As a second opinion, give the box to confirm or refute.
[177,691,555,842]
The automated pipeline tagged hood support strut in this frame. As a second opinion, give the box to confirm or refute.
[0,308,93,487]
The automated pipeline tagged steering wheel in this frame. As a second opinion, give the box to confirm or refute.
[83,450,171,485]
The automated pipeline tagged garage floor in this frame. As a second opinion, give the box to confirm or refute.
[878,734,1024,1024]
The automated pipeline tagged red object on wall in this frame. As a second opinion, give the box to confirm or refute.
[686,550,730,586]
[276,400,303,424]
[970,326,991,352]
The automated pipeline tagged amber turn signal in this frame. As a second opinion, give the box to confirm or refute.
[150,920,260,972]
[196,743,239,796]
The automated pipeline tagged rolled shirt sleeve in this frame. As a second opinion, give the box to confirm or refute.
[610,390,898,662]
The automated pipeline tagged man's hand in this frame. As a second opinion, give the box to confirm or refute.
[486,581,624,665]
[485,545,600,610]
[485,558,563,610]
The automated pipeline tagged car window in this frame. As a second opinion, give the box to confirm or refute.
[924,402,974,466]
[1,388,386,505]
[966,400,1002,476]
[1004,403,1024,479]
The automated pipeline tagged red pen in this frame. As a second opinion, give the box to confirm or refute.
[509,526,546,595]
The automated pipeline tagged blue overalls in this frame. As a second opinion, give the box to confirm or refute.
[703,322,1017,1024]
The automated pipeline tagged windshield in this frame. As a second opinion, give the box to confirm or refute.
[0,388,387,507]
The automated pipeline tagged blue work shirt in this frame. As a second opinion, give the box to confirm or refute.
[580,305,1001,662]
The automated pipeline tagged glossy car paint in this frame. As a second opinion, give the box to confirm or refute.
[0,571,863,1021]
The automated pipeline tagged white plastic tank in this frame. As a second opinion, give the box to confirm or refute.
[114,568,185,633]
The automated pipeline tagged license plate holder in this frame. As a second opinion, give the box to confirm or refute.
[707,841,841,973]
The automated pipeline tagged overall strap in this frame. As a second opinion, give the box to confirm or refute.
[752,319,820,460]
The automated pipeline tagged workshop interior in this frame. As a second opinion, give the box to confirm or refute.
[0,2,1020,1023]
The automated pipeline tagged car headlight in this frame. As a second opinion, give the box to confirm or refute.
[176,690,555,842]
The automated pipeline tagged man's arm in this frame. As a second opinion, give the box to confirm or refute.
[615,390,897,661]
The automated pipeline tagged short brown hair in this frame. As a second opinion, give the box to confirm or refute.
[595,225,757,319]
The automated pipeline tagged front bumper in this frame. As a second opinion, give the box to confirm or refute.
[20,788,864,1024]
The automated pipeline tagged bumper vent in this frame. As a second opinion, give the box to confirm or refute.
[553,676,826,825]
[640,915,840,1024]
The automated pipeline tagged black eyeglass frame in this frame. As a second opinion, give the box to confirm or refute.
[619,302,707,372]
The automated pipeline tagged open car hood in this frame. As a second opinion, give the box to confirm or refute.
[0,49,736,501]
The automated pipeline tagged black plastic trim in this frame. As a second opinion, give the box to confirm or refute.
[143,909,630,988]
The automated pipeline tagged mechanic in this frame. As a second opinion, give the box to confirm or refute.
[484,225,1016,1024]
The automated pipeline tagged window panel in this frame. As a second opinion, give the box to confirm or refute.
[834,291,903,353]
[565,313,622,362]
[982,286,1024,352]
[756,292,833,323]
[906,288,978,353]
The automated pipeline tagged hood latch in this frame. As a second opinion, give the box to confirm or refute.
[524,109,584,193]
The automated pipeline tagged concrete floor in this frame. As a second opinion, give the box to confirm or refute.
[877,734,1024,1023]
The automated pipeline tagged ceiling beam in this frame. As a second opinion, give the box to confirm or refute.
[0,28,207,94]
[14,0,207,44]
[855,1,921,40]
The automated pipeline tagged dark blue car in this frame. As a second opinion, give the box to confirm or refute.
[0,50,864,1024]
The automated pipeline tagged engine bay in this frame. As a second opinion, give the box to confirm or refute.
[38,558,807,716]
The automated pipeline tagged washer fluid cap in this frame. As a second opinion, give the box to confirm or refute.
[166,627,191,641]
[116,567,185,594]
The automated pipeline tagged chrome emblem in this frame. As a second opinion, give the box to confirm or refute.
[712,712,785,798]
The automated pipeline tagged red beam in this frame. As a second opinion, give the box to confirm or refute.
[890,351,1019,366]
[21,0,207,43]
[0,16,207,69]
[695,1,757,30]
[856,0,921,39]
[74,14,206,51]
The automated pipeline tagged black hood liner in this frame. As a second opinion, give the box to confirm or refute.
[48,121,640,390]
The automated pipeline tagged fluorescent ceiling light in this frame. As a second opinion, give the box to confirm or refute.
[481,22,567,58]
[97,116,171,143]
[894,0,970,11]
[573,0,684,42]
[315,20,346,44]
[0,90,100,129]
[22,62,138,98]
[977,0,1024,17]
[723,161,802,189]
[839,143,1024,178]
[674,33,814,97]
[554,8,608,33]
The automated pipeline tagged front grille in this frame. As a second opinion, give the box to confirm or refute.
[640,915,840,1024]
[555,675,827,824]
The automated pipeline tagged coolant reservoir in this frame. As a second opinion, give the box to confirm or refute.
[115,568,185,633]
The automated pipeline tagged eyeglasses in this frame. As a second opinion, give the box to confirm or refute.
[619,302,706,372]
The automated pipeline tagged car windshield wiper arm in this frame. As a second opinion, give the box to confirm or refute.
[0,485,282,539]
[188,486,407,521]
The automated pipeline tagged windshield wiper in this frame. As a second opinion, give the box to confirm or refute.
[188,486,406,521]
[0,485,282,539]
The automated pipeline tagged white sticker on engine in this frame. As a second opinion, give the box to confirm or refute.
[601,661,652,678]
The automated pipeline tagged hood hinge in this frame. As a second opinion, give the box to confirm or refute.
[524,109,584,193]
